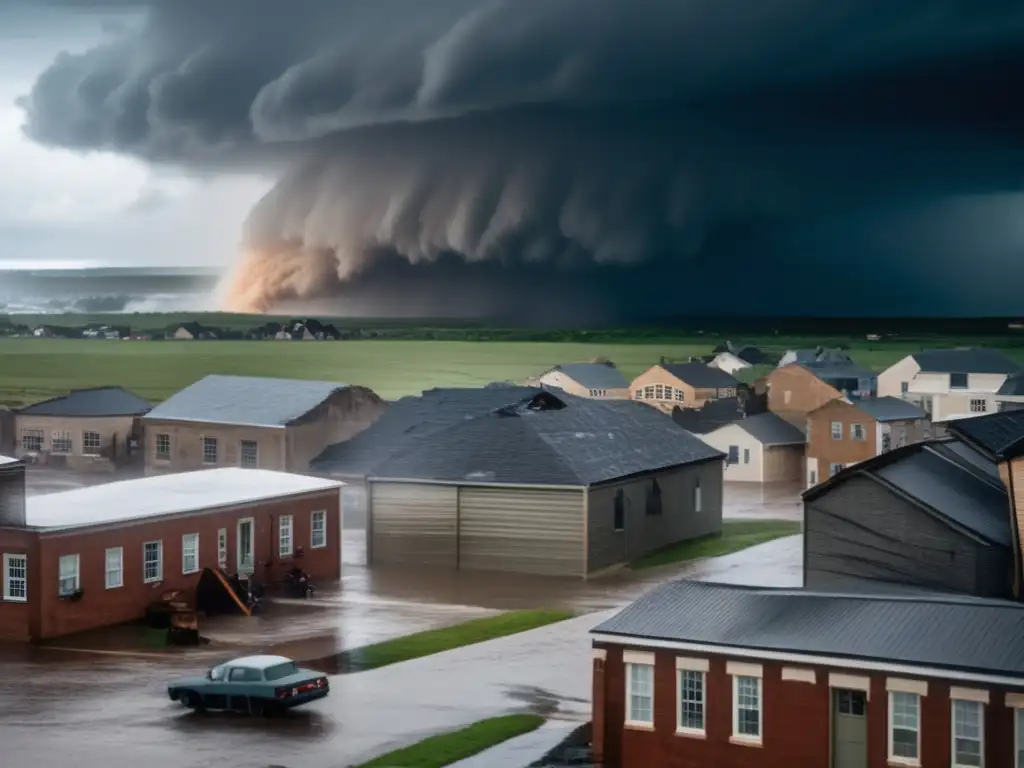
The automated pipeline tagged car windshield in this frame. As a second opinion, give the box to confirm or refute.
[262,661,299,681]
[208,664,227,681]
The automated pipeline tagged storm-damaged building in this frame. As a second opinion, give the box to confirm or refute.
[312,385,724,578]
[142,375,387,475]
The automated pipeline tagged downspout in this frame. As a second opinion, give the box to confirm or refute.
[1007,461,1023,601]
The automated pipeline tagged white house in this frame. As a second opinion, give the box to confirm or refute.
[877,348,1021,421]
[700,412,805,483]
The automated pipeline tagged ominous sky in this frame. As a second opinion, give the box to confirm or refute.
[6,0,1024,319]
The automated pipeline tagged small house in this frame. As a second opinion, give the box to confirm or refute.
[533,362,630,399]
[631,363,739,413]
[701,412,805,483]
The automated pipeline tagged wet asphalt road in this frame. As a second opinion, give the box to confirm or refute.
[3,472,803,767]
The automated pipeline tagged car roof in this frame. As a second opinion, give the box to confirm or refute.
[226,654,293,669]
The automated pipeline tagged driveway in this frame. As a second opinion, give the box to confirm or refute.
[0,536,801,768]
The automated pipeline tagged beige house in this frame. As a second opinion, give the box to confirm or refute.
[166,322,215,340]
[141,375,386,474]
[631,363,738,413]
[531,362,629,399]
[12,387,151,470]
[701,412,805,483]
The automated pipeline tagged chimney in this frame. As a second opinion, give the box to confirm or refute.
[0,460,26,527]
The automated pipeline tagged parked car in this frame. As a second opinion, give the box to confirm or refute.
[167,654,329,714]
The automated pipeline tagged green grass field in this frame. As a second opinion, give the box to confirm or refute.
[3,336,1023,407]
[630,520,802,570]
[354,714,546,767]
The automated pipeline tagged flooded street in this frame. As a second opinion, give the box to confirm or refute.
[4,470,804,767]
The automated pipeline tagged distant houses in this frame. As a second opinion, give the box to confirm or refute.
[247,319,344,341]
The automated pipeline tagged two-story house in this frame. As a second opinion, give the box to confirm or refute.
[631,363,738,414]
[878,348,1021,422]
[804,396,928,486]
[764,362,877,427]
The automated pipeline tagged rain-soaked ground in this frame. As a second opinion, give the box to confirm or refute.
[4,471,803,767]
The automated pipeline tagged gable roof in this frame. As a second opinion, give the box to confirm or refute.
[591,581,1024,678]
[671,397,746,435]
[844,396,928,422]
[998,374,1024,397]
[946,409,1024,461]
[659,363,738,389]
[17,387,151,417]
[315,385,723,486]
[143,375,352,428]
[544,362,629,390]
[910,348,1020,375]
[731,412,805,445]
[803,437,1011,547]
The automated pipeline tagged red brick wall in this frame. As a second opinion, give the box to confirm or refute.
[595,643,1021,768]
[33,488,340,640]
[0,526,39,641]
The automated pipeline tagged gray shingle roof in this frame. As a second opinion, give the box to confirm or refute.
[848,396,927,422]
[143,375,350,428]
[947,409,1024,460]
[734,412,805,445]
[546,363,629,390]
[998,374,1024,396]
[660,363,738,389]
[17,387,151,417]
[804,437,1011,547]
[330,387,722,486]
[803,361,877,381]
[592,581,1024,677]
[911,348,1021,375]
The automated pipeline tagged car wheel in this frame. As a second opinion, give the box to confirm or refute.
[180,690,202,710]
[249,698,264,716]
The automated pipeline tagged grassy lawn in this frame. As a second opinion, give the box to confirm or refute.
[355,714,545,768]
[1,336,1022,407]
[631,520,801,570]
[334,610,574,673]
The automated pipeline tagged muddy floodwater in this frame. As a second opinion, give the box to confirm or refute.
[3,472,803,767]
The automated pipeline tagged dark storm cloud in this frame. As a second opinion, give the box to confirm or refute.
[16,0,1024,317]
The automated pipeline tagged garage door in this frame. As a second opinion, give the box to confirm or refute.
[458,487,584,577]
[370,483,457,567]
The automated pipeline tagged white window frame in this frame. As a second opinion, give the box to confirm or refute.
[3,553,27,602]
[201,436,218,464]
[888,690,921,765]
[951,696,985,768]
[970,399,988,414]
[104,547,123,589]
[279,515,294,556]
[82,430,102,456]
[831,421,843,440]
[58,554,80,596]
[625,657,655,727]
[155,433,171,459]
[829,462,845,477]
[730,668,763,745]
[20,428,43,453]
[239,439,258,468]
[50,430,73,456]
[143,540,163,583]
[850,423,866,441]
[181,533,200,575]
[311,510,327,548]
[676,657,708,737]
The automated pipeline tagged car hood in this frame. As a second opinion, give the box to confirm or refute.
[167,675,208,689]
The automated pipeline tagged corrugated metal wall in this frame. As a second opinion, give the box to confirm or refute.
[458,487,584,577]
[371,483,457,567]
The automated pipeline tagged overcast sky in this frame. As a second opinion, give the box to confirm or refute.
[4,1,1024,318]
[0,3,267,269]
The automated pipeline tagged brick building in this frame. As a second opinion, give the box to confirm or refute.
[591,580,1024,768]
[805,396,929,486]
[0,468,342,641]
[763,362,877,427]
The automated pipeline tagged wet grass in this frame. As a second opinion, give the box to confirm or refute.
[315,610,574,673]
[353,713,545,768]
[630,520,801,570]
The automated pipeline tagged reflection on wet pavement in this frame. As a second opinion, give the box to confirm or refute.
[3,473,804,768]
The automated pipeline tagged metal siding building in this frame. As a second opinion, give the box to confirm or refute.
[803,438,1014,598]
[319,386,724,578]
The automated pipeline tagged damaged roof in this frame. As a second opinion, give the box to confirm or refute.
[17,386,151,417]
[911,348,1020,375]
[804,437,1011,547]
[659,363,738,389]
[314,385,723,486]
[143,374,351,428]
[592,581,1024,677]
[543,362,629,390]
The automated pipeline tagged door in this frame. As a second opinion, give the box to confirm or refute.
[237,518,254,574]
[833,689,867,768]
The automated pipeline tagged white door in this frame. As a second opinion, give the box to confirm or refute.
[237,518,254,574]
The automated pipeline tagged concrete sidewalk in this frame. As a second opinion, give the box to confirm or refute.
[447,721,581,768]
